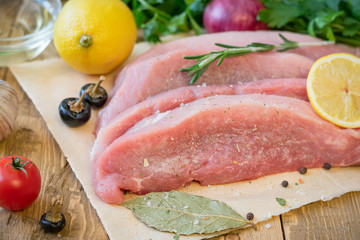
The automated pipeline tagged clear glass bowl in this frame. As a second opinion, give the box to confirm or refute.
[0,0,62,66]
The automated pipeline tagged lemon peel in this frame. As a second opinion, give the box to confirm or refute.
[54,0,137,74]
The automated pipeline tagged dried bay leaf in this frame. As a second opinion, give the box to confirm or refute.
[276,197,286,206]
[122,191,254,235]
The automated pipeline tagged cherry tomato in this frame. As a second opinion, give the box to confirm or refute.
[0,156,41,211]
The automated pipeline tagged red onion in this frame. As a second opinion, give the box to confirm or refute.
[203,0,268,33]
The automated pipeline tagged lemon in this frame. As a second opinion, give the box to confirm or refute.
[307,53,360,128]
[53,0,137,74]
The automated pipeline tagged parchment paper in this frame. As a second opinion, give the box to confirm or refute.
[10,35,360,240]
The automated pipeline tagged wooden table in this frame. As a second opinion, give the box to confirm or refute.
[1,43,360,240]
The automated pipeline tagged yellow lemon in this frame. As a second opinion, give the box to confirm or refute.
[53,0,137,74]
[307,53,360,128]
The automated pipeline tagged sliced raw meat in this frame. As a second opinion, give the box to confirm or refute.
[111,31,359,95]
[91,78,308,166]
[93,94,360,204]
[97,51,313,131]
[132,31,359,64]
[98,31,360,131]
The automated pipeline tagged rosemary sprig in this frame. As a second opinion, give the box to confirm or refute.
[180,34,334,85]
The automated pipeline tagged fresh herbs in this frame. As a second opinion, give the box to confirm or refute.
[122,0,360,45]
[122,191,255,235]
[181,34,333,84]
[122,0,210,42]
[258,0,360,46]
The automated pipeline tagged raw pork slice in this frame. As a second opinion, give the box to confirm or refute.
[110,31,359,96]
[93,94,360,204]
[91,78,308,166]
[96,51,313,131]
[97,31,360,131]
[130,31,359,65]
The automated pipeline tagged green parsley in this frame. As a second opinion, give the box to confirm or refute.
[122,0,210,42]
[258,0,360,46]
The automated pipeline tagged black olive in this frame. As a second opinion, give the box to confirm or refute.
[299,167,307,175]
[323,163,331,170]
[59,91,91,127]
[40,202,66,233]
[246,212,254,220]
[80,75,108,108]
[281,180,289,187]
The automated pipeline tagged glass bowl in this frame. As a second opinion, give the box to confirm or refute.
[0,0,62,66]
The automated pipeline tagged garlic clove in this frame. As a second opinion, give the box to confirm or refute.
[0,80,19,141]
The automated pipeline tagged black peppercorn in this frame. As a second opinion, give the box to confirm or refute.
[299,167,307,174]
[323,163,331,170]
[246,212,254,220]
[281,180,289,187]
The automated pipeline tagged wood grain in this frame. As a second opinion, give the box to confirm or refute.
[213,217,284,240]
[282,192,360,240]
[0,69,108,240]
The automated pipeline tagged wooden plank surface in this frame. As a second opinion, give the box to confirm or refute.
[282,192,360,240]
[0,67,108,240]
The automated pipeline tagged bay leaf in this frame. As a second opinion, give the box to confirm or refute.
[122,191,254,235]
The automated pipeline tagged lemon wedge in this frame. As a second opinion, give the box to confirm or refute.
[307,53,360,128]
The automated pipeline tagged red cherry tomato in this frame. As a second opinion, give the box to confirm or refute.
[0,156,41,211]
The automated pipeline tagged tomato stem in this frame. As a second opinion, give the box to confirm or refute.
[4,157,32,178]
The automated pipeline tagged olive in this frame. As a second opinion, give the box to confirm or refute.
[80,75,108,108]
[40,202,66,233]
[59,91,91,127]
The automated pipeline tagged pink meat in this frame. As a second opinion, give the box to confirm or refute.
[93,94,360,204]
[110,31,359,96]
[97,51,313,131]
[91,78,308,166]
[127,31,359,69]
[97,31,360,132]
